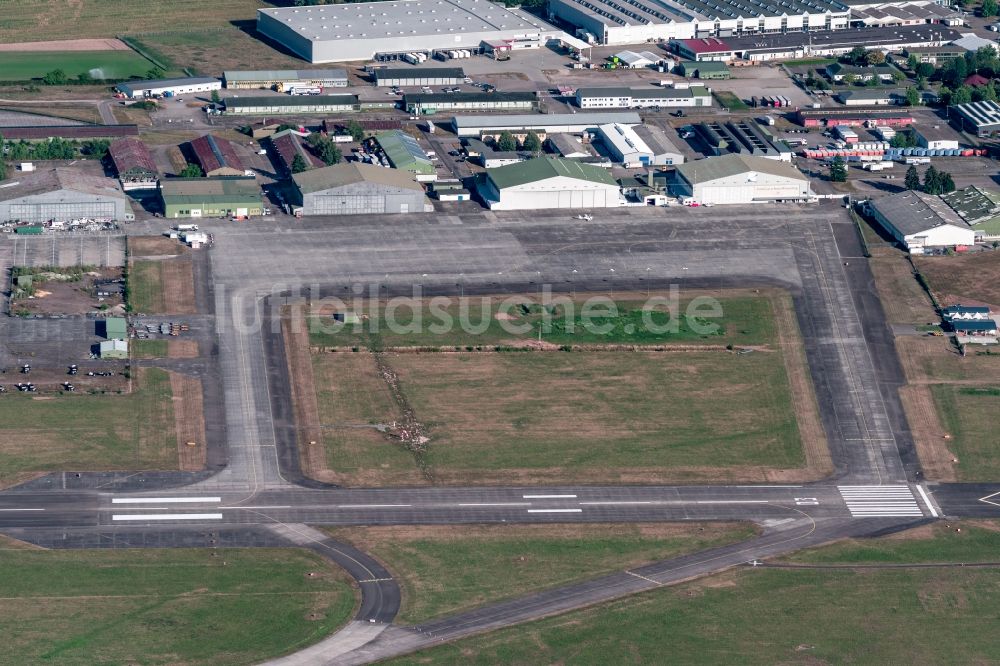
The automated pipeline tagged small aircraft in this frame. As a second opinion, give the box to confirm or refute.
[575,213,593,221]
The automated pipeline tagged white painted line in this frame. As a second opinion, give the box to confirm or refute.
[337,504,412,509]
[458,503,532,507]
[978,490,1000,508]
[112,513,223,521]
[225,506,293,510]
[0,508,45,512]
[111,497,221,504]
[523,494,577,499]
[527,509,583,513]
[734,485,802,488]
[579,501,652,506]
[695,500,769,504]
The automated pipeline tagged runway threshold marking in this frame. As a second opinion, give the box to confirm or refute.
[838,486,923,517]
[112,513,223,521]
[458,503,532,507]
[523,494,577,499]
[0,508,45,512]
[695,500,770,504]
[579,501,652,506]
[111,497,222,504]
[337,504,412,509]
[527,509,583,513]
[915,485,939,518]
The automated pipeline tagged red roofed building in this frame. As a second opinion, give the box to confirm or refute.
[270,129,325,174]
[671,38,734,62]
[108,137,158,190]
[185,134,246,177]
[964,73,991,87]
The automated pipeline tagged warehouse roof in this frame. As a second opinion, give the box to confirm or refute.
[117,77,218,92]
[403,91,536,105]
[270,130,325,171]
[453,112,641,130]
[576,86,705,99]
[187,135,245,174]
[723,24,962,53]
[488,157,617,189]
[376,130,433,173]
[951,100,1000,128]
[160,177,260,207]
[292,162,423,193]
[0,167,128,201]
[225,95,359,110]
[632,124,682,157]
[374,67,466,81]
[675,37,733,54]
[941,185,1000,223]
[675,154,807,185]
[108,137,158,177]
[870,189,970,235]
[224,69,347,82]
[548,133,590,157]
[261,0,552,40]
[691,61,730,72]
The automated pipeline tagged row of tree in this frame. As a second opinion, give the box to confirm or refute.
[829,159,956,196]
[0,135,109,162]
[40,65,164,86]
[496,130,542,153]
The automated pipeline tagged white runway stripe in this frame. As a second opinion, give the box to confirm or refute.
[112,513,223,521]
[839,486,923,517]
[112,497,221,504]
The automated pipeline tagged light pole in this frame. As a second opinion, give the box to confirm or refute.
[609,268,615,298]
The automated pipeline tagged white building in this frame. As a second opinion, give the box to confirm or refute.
[115,77,221,99]
[597,123,684,167]
[549,0,850,45]
[914,125,960,151]
[481,157,622,210]
[575,86,711,109]
[868,189,976,253]
[613,50,661,68]
[672,154,812,205]
[451,112,641,137]
[257,0,581,63]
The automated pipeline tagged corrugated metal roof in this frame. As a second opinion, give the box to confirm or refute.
[109,137,158,177]
[160,176,261,205]
[870,189,970,236]
[0,168,128,201]
[187,135,244,174]
[224,69,348,82]
[375,130,433,173]
[452,112,641,130]
[487,157,617,189]
[292,162,423,194]
[225,95,358,110]
[674,154,807,185]
[117,77,218,92]
[374,67,465,81]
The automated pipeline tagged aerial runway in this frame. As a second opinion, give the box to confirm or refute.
[3,205,1000,665]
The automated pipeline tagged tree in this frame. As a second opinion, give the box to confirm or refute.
[905,86,921,106]
[891,70,906,83]
[345,119,365,142]
[0,158,6,182]
[923,165,942,195]
[842,73,858,86]
[76,71,95,84]
[890,131,916,148]
[306,133,342,165]
[866,50,886,66]
[846,46,867,65]
[951,84,974,105]
[974,81,998,102]
[907,54,920,71]
[145,66,165,80]
[904,165,921,190]
[940,172,956,194]
[945,57,968,88]
[915,62,936,78]
[210,89,220,104]
[522,131,542,153]
[497,130,517,152]
[829,156,848,182]
[291,153,308,173]
[864,76,879,87]
[42,69,68,85]
[179,163,203,178]
[81,139,110,159]
[984,0,998,17]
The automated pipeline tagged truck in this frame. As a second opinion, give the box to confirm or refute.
[403,53,420,64]
[758,115,775,126]
[176,224,199,232]
[904,157,931,165]
[288,86,322,95]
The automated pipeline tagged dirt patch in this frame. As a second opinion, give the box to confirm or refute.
[169,372,206,472]
[899,386,957,482]
[128,236,187,258]
[0,534,44,550]
[916,251,1000,310]
[770,293,833,479]
[10,267,123,316]
[880,522,939,541]
[283,308,332,484]
[0,38,130,51]
[167,339,199,358]
[869,254,937,325]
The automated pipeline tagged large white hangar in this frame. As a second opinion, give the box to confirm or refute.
[549,0,851,45]
[258,0,570,63]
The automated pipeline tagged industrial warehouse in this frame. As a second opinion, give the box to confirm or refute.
[403,92,538,115]
[257,0,576,63]
[115,76,221,99]
[0,168,134,223]
[159,177,264,219]
[451,112,642,137]
[290,162,428,216]
[184,135,247,177]
[481,157,622,210]
[107,137,158,191]
[672,155,812,205]
[575,86,712,109]
[222,69,349,90]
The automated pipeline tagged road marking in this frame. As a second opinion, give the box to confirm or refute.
[458,503,532,507]
[626,570,664,587]
[0,508,45,512]
[111,497,221,504]
[578,501,652,506]
[112,513,223,521]
[527,509,583,513]
[357,578,394,583]
[224,506,292,510]
[695,500,769,504]
[337,504,412,509]
[523,494,577,499]
[734,485,802,488]
[978,490,1000,508]
[839,486,923,517]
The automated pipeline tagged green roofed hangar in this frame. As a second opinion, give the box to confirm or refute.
[480,157,622,210]
[159,177,264,219]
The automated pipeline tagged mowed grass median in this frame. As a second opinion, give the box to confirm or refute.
[301,291,820,485]
[0,546,356,665]
[389,521,1000,665]
[327,523,757,624]
[0,368,177,486]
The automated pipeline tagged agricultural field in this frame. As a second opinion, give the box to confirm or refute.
[0,50,152,81]
[0,1,270,43]
[390,521,1000,665]
[129,29,308,76]
[295,292,826,486]
[0,546,355,666]
[327,523,757,624]
[0,368,178,487]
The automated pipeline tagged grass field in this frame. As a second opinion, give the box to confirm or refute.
[0,368,177,485]
[868,254,936,325]
[312,346,803,486]
[917,251,1000,307]
[130,29,308,76]
[328,523,756,624]
[389,521,1000,665]
[713,90,748,110]
[132,338,168,359]
[0,1,270,43]
[128,258,196,314]
[309,294,777,349]
[0,547,355,665]
[930,385,1000,482]
[0,50,152,80]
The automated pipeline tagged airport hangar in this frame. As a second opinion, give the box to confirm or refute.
[257,0,583,63]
